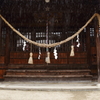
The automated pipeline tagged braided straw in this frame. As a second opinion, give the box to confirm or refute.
[0,13,100,48]
[96,13,100,27]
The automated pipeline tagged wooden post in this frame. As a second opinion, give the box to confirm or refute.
[5,27,10,65]
[96,25,100,83]
[0,10,2,55]
[86,25,91,68]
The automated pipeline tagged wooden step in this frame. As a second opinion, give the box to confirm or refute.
[7,64,89,70]
[4,74,93,81]
[4,64,93,81]
[7,69,91,72]
[4,74,92,78]
[6,69,91,75]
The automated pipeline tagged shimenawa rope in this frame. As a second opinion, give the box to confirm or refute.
[0,13,100,48]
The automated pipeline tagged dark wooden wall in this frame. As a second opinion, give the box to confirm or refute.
[9,52,87,65]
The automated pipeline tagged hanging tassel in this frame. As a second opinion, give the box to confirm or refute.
[38,47,41,59]
[28,52,33,64]
[45,52,50,63]
[70,45,75,56]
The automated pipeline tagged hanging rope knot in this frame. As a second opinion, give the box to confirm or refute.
[28,52,33,64]
[70,45,75,57]
[30,52,33,57]
[45,52,50,64]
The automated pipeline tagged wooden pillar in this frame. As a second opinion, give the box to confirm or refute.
[4,27,10,66]
[0,12,2,55]
[86,25,91,68]
[96,25,100,83]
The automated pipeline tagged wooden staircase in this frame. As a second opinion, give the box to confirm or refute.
[4,64,93,81]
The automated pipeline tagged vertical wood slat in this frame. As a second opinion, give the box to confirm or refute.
[5,28,10,65]
[14,32,16,51]
[92,18,97,65]
[0,15,6,80]
[97,0,100,59]
[0,15,2,55]
[96,25,100,83]
[86,26,91,68]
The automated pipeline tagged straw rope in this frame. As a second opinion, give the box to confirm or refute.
[0,13,100,48]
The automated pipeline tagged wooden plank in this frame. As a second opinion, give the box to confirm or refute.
[6,72,90,76]
[0,17,2,55]
[5,28,10,65]
[6,69,90,76]
[96,26,100,83]
[4,74,92,78]
[86,26,91,67]
[7,69,91,72]
[7,64,89,70]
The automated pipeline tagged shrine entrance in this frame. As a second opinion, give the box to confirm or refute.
[0,0,99,81]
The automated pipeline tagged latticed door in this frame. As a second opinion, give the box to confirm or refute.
[0,0,99,81]
[9,11,88,65]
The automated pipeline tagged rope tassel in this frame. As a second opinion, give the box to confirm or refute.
[28,52,33,64]
[70,45,74,57]
[45,52,50,64]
